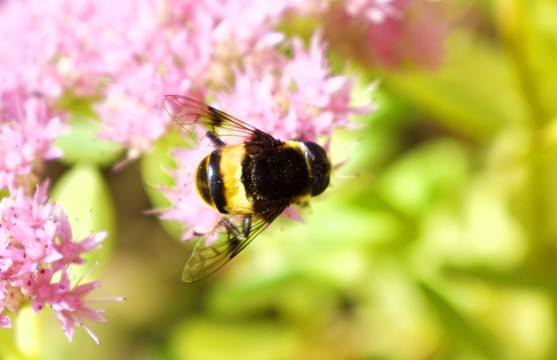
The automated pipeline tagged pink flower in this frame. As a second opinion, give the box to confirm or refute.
[90,2,211,159]
[344,0,399,23]
[1,0,185,160]
[1,0,443,168]
[0,90,64,191]
[0,182,119,343]
[0,0,99,98]
[20,267,59,314]
[95,64,177,160]
[215,33,371,145]
[206,0,300,51]
[94,0,302,160]
[0,312,10,328]
[365,0,448,69]
[50,212,105,272]
[159,142,220,240]
[322,0,448,69]
[51,272,107,344]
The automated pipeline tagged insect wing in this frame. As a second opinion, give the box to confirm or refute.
[164,95,275,144]
[182,206,287,282]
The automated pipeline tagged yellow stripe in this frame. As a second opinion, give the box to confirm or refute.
[220,144,254,214]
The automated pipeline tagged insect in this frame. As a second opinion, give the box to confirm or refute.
[164,95,332,282]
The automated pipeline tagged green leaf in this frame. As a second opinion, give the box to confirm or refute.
[141,130,190,241]
[15,306,41,358]
[384,30,527,141]
[420,282,502,359]
[378,139,469,217]
[54,116,123,167]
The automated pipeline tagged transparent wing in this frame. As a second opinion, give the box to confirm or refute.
[164,95,276,143]
[182,204,288,282]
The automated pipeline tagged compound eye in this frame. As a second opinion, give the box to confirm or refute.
[303,142,331,197]
[311,175,330,196]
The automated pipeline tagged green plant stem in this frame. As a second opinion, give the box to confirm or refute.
[495,0,548,253]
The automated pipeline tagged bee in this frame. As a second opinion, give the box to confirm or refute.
[164,95,332,282]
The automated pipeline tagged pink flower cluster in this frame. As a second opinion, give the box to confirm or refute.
[0,91,64,191]
[0,0,305,159]
[0,0,444,162]
[0,182,110,343]
[93,0,306,158]
[0,1,122,342]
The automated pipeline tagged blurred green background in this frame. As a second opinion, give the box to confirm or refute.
[3,0,557,359]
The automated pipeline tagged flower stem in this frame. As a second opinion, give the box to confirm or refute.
[495,0,548,253]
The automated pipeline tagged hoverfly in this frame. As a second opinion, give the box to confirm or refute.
[164,96,331,282]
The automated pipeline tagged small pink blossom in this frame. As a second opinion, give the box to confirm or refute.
[50,212,104,272]
[0,91,64,191]
[21,267,58,314]
[51,272,107,344]
[0,93,63,188]
[0,312,10,328]
[0,182,117,343]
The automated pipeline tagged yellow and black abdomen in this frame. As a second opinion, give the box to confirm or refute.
[195,144,254,215]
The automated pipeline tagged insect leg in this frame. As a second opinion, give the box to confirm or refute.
[221,218,243,240]
[242,215,252,238]
[206,132,226,148]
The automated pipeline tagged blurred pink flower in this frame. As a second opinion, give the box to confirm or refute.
[0,0,182,159]
[344,0,399,23]
[0,313,10,328]
[0,0,101,98]
[322,0,448,69]
[0,182,118,343]
[365,0,448,69]
[95,0,303,159]
[0,91,64,191]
